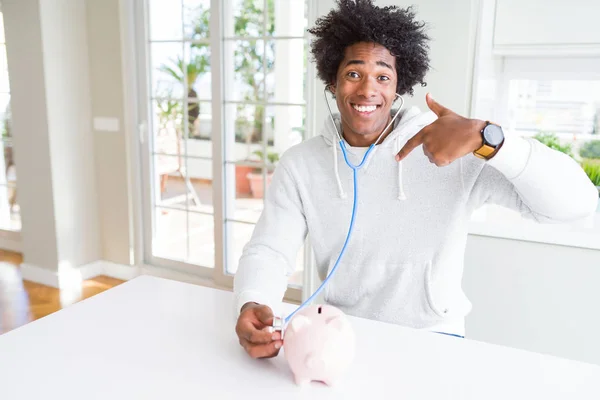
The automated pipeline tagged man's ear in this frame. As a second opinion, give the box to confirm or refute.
[328,82,336,95]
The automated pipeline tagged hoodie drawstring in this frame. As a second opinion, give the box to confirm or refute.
[395,135,407,200]
[332,140,347,199]
[397,160,407,200]
[332,129,408,201]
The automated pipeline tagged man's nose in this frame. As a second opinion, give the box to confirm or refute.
[356,77,377,98]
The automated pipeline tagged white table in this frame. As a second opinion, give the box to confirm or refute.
[0,275,598,399]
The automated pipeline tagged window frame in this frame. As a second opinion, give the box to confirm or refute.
[469,55,600,250]
[134,0,319,302]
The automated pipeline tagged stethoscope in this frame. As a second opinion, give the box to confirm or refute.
[272,85,404,337]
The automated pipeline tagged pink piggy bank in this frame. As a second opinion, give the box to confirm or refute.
[283,304,356,386]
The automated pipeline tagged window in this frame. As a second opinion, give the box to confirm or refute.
[139,0,310,292]
[506,79,600,137]
[471,55,600,249]
[0,11,19,232]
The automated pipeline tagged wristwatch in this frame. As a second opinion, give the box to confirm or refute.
[473,121,504,160]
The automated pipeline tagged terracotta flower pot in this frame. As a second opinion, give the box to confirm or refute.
[235,165,253,195]
[247,172,273,198]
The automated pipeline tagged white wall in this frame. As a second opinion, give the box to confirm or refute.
[493,0,600,52]
[39,0,101,268]
[3,0,103,281]
[86,0,132,265]
[464,236,600,366]
[3,0,59,271]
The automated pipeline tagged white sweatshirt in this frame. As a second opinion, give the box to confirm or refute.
[232,106,599,336]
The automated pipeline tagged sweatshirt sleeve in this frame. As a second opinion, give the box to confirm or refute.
[476,134,599,223]
[232,157,308,318]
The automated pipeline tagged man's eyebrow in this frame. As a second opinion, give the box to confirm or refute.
[344,59,394,71]
[344,59,365,67]
[376,61,394,71]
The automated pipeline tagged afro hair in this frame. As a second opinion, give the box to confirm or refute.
[307,0,430,96]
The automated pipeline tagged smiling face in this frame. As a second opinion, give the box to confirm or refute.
[330,42,398,147]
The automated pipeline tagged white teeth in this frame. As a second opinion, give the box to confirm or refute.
[352,104,377,112]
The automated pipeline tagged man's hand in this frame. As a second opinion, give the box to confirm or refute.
[235,302,283,359]
[396,93,486,166]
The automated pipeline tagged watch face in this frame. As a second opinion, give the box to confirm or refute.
[483,124,504,146]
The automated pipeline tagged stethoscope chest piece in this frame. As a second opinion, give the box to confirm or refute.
[272,316,284,340]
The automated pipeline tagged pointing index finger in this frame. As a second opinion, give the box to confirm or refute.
[396,129,426,162]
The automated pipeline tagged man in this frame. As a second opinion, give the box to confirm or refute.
[233,0,599,359]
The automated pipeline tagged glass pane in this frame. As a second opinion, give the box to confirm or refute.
[0,13,5,43]
[149,0,183,41]
[152,99,183,156]
[183,0,211,40]
[151,43,184,99]
[223,40,267,102]
[0,141,19,231]
[153,154,186,211]
[0,70,9,93]
[184,43,211,101]
[267,39,306,104]
[224,0,265,38]
[268,0,307,37]
[188,212,215,268]
[187,101,211,141]
[153,207,188,261]
[0,184,19,231]
[185,158,214,215]
[225,221,305,285]
[225,163,265,223]
[225,221,257,275]
[265,105,305,155]
[0,44,7,72]
[0,94,10,138]
[507,80,600,136]
[153,153,211,212]
[224,104,266,163]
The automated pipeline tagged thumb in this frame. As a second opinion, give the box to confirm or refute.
[425,93,449,117]
[254,305,274,326]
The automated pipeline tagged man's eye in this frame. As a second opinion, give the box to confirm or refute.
[379,76,390,81]
[347,72,359,78]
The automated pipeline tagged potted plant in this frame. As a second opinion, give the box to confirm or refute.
[579,140,600,198]
[235,163,254,196]
[533,132,574,158]
[247,149,279,198]
[581,160,600,197]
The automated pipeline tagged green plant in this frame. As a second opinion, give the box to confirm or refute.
[160,2,210,139]
[159,52,209,138]
[533,132,574,158]
[189,0,275,145]
[579,140,600,160]
[156,95,183,134]
[251,149,279,172]
[581,159,600,187]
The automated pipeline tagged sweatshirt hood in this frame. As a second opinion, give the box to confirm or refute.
[321,106,437,200]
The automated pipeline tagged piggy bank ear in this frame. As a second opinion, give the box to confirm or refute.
[326,315,346,331]
[290,315,311,332]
